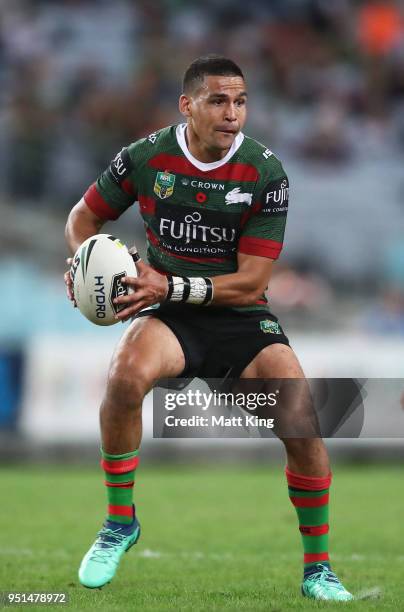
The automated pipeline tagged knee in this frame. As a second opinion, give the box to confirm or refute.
[282,437,310,455]
[104,352,153,409]
[281,437,325,458]
[274,382,320,437]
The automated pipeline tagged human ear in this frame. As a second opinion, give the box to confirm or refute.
[179,94,192,118]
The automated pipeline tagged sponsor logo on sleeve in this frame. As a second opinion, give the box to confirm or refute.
[261,177,289,214]
[148,131,158,144]
[108,148,133,185]
[225,187,253,206]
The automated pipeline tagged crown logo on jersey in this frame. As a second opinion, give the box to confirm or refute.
[154,171,176,199]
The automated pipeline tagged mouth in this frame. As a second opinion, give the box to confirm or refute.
[216,128,238,135]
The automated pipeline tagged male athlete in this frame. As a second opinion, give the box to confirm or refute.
[65,56,353,600]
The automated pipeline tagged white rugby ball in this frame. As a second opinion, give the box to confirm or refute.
[70,234,137,326]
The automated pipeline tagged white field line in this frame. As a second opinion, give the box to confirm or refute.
[356,586,382,600]
[0,548,34,556]
[137,550,402,564]
[139,549,234,560]
[0,548,70,559]
[1,547,403,568]
[139,549,163,558]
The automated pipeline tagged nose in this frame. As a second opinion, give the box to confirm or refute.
[224,103,237,122]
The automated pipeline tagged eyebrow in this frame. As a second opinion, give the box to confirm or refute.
[208,91,248,99]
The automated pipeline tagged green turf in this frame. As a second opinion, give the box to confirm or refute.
[0,464,402,611]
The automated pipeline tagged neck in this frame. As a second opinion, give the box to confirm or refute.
[185,124,230,163]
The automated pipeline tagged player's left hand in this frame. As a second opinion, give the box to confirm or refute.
[113,260,168,321]
[64,257,77,307]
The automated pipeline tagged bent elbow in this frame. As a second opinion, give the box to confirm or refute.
[249,281,268,305]
[249,290,265,306]
[239,287,266,306]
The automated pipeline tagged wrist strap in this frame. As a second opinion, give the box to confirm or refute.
[166,276,174,301]
[131,252,140,263]
[165,276,213,305]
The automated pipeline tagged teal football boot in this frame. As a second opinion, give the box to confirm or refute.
[302,564,353,601]
[79,507,140,588]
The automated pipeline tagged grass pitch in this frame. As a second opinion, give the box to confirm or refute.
[0,463,402,611]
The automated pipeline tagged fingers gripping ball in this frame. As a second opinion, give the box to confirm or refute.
[70,234,138,326]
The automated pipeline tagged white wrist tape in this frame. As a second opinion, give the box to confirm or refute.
[165,276,214,305]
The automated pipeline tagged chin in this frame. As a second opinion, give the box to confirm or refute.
[213,134,236,150]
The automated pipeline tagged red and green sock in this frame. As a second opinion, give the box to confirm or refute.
[101,448,139,525]
[286,467,332,576]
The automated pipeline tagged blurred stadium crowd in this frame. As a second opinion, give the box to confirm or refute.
[1,0,404,197]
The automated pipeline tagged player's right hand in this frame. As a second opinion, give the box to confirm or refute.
[64,257,77,306]
[113,260,168,321]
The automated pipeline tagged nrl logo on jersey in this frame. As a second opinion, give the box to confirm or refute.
[154,171,176,199]
[225,187,253,206]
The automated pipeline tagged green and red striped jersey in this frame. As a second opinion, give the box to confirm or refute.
[84,124,289,312]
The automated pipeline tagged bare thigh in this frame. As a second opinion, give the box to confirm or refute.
[240,343,305,378]
[240,344,320,438]
[110,315,186,392]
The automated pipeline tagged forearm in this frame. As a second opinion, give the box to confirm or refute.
[114,255,272,320]
[209,272,266,306]
[65,198,104,255]
[165,254,273,308]
[166,271,267,307]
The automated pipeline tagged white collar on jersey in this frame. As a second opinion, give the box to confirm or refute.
[176,123,244,172]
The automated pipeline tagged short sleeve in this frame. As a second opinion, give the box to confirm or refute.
[84,147,138,220]
[238,171,289,260]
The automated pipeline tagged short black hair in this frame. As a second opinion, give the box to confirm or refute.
[183,55,244,94]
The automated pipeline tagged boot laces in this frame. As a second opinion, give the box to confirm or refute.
[89,527,128,563]
[306,564,342,588]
